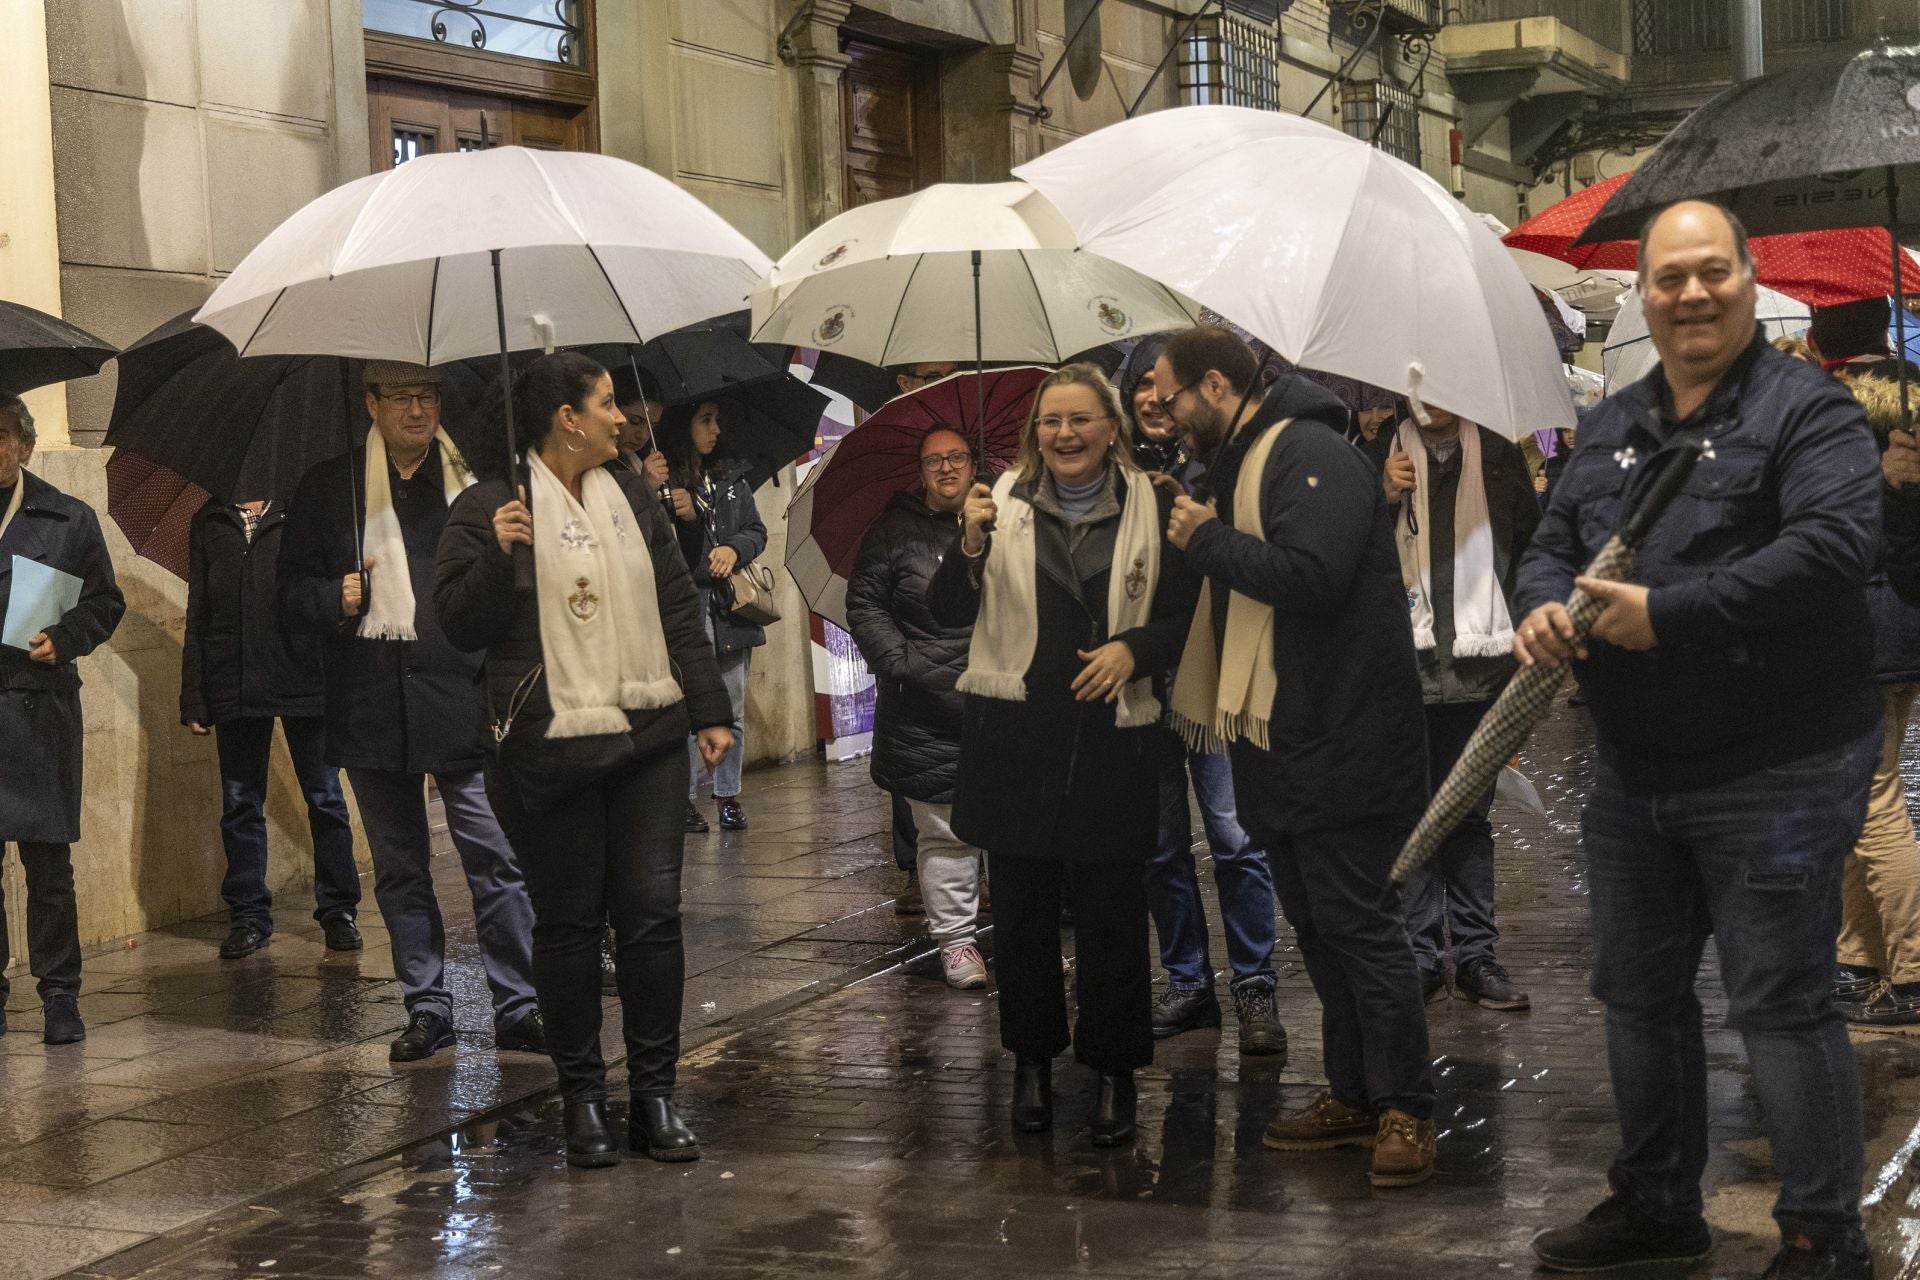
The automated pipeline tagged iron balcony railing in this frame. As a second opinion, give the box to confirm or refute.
[1463,0,1630,53]
[1462,0,1919,55]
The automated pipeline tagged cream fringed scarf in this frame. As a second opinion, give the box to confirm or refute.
[526,452,682,739]
[1392,419,1514,659]
[357,427,474,641]
[956,465,1164,729]
[1170,420,1289,753]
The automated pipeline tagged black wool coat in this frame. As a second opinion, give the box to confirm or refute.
[276,444,487,774]
[0,470,126,843]
[433,468,735,769]
[1185,379,1430,838]
[181,501,324,725]
[845,491,973,804]
[928,472,1200,864]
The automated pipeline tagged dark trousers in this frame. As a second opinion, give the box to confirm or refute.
[489,746,690,1102]
[1583,729,1877,1246]
[213,716,359,930]
[0,842,81,1004]
[993,853,1153,1074]
[891,791,919,872]
[1259,818,1435,1119]
[1401,700,1499,975]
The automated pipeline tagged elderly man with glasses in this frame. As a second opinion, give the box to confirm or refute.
[846,427,989,987]
[0,395,125,1045]
[278,362,541,1065]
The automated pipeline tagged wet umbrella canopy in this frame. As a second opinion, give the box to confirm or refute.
[0,300,117,398]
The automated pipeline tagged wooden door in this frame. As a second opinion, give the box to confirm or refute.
[839,41,944,208]
[368,78,589,170]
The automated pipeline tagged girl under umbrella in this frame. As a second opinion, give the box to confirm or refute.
[928,363,1201,1146]
[656,398,771,834]
[434,352,733,1168]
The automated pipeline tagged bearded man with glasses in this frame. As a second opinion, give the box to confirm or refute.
[846,427,990,988]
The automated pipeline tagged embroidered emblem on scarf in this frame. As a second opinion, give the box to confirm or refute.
[567,576,599,622]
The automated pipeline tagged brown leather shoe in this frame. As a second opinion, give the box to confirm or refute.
[1262,1091,1377,1151]
[1369,1109,1435,1187]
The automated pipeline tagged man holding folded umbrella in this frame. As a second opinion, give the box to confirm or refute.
[1517,202,1883,1280]
[278,361,542,1064]
[0,395,124,1045]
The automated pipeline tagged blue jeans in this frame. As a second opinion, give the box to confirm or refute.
[689,639,749,799]
[1583,728,1877,1246]
[213,716,359,930]
[1402,700,1498,975]
[1145,728,1276,991]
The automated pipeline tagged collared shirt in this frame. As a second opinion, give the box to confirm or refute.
[234,501,269,545]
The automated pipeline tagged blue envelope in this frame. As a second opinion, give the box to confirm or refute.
[3,555,84,651]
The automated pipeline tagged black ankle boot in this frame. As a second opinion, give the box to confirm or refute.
[1012,1058,1053,1132]
[630,1096,701,1163]
[1090,1072,1136,1147]
[563,1100,619,1168]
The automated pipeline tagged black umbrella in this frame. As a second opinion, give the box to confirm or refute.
[102,311,500,576]
[589,328,830,488]
[1579,43,1920,417]
[0,299,117,398]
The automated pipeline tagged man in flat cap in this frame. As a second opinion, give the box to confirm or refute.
[278,361,542,1062]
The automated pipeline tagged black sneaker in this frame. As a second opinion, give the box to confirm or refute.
[1456,958,1530,1011]
[1151,986,1221,1039]
[1421,967,1449,1004]
[42,994,85,1046]
[684,800,710,833]
[389,1010,455,1062]
[1531,1186,1712,1272]
[1761,1231,1873,1279]
[218,922,271,959]
[1834,964,1881,1016]
[717,796,747,831]
[1232,983,1287,1056]
[321,915,363,952]
[1856,980,1920,1027]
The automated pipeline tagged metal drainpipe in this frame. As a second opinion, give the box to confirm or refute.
[1730,0,1764,81]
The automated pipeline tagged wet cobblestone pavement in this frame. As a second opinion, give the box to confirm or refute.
[13,705,1920,1280]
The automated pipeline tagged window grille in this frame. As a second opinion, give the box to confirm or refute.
[363,0,586,66]
[1178,9,1280,111]
[1341,79,1422,168]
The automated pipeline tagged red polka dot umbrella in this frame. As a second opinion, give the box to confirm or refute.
[1506,170,1920,307]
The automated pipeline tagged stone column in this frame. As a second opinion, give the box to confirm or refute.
[0,0,69,446]
[781,0,854,241]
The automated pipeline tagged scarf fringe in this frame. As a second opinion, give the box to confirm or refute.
[356,620,418,642]
[619,677,685,710]
[1114,687,1162,729]
[957,669,1029,702]
[1452,633,1515,660]
[1168,710,1270,754]
[546,706,633,740]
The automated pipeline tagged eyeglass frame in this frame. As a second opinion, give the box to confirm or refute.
[375,388,442,410]
[919,450,975,473]
[1033,412,1114,433]
[1155,377,1202,416]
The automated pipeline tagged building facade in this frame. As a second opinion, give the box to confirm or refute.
[4,0,1544,951]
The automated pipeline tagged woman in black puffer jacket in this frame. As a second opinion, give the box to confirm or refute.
[845,427,983,986]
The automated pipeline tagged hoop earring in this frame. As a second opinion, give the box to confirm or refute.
[562,427,587,454]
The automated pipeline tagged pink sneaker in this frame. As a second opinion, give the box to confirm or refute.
[941,942,989,989]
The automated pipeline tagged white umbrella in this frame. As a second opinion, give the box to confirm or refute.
[197,147,771,367]
[748,181,1201,367]
[1013,106,1574,438]
[1603,284,1809,390]
[196,146,770,581]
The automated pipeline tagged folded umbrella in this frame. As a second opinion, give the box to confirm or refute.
[0,300,117,398]
[1014,106,1573,439]
[1391,442,1707,884]
[785,366,1047,629]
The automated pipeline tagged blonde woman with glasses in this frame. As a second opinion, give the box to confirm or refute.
[928,363,1200,1147]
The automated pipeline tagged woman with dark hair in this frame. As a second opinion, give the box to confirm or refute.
[655,398,769,833]
[930,362,1200,1146]
[435,352,734,1168]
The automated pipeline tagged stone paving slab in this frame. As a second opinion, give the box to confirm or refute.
[43,705,1920,1280]
[0,759,925,1280]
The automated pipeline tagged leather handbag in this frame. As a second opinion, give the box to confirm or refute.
[727,563,782,627]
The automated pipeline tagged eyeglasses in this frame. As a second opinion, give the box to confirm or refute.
[920,451,973,473]
[1156,379,1200,415]
[378,390,441,410]
[1035,413,1111,432]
